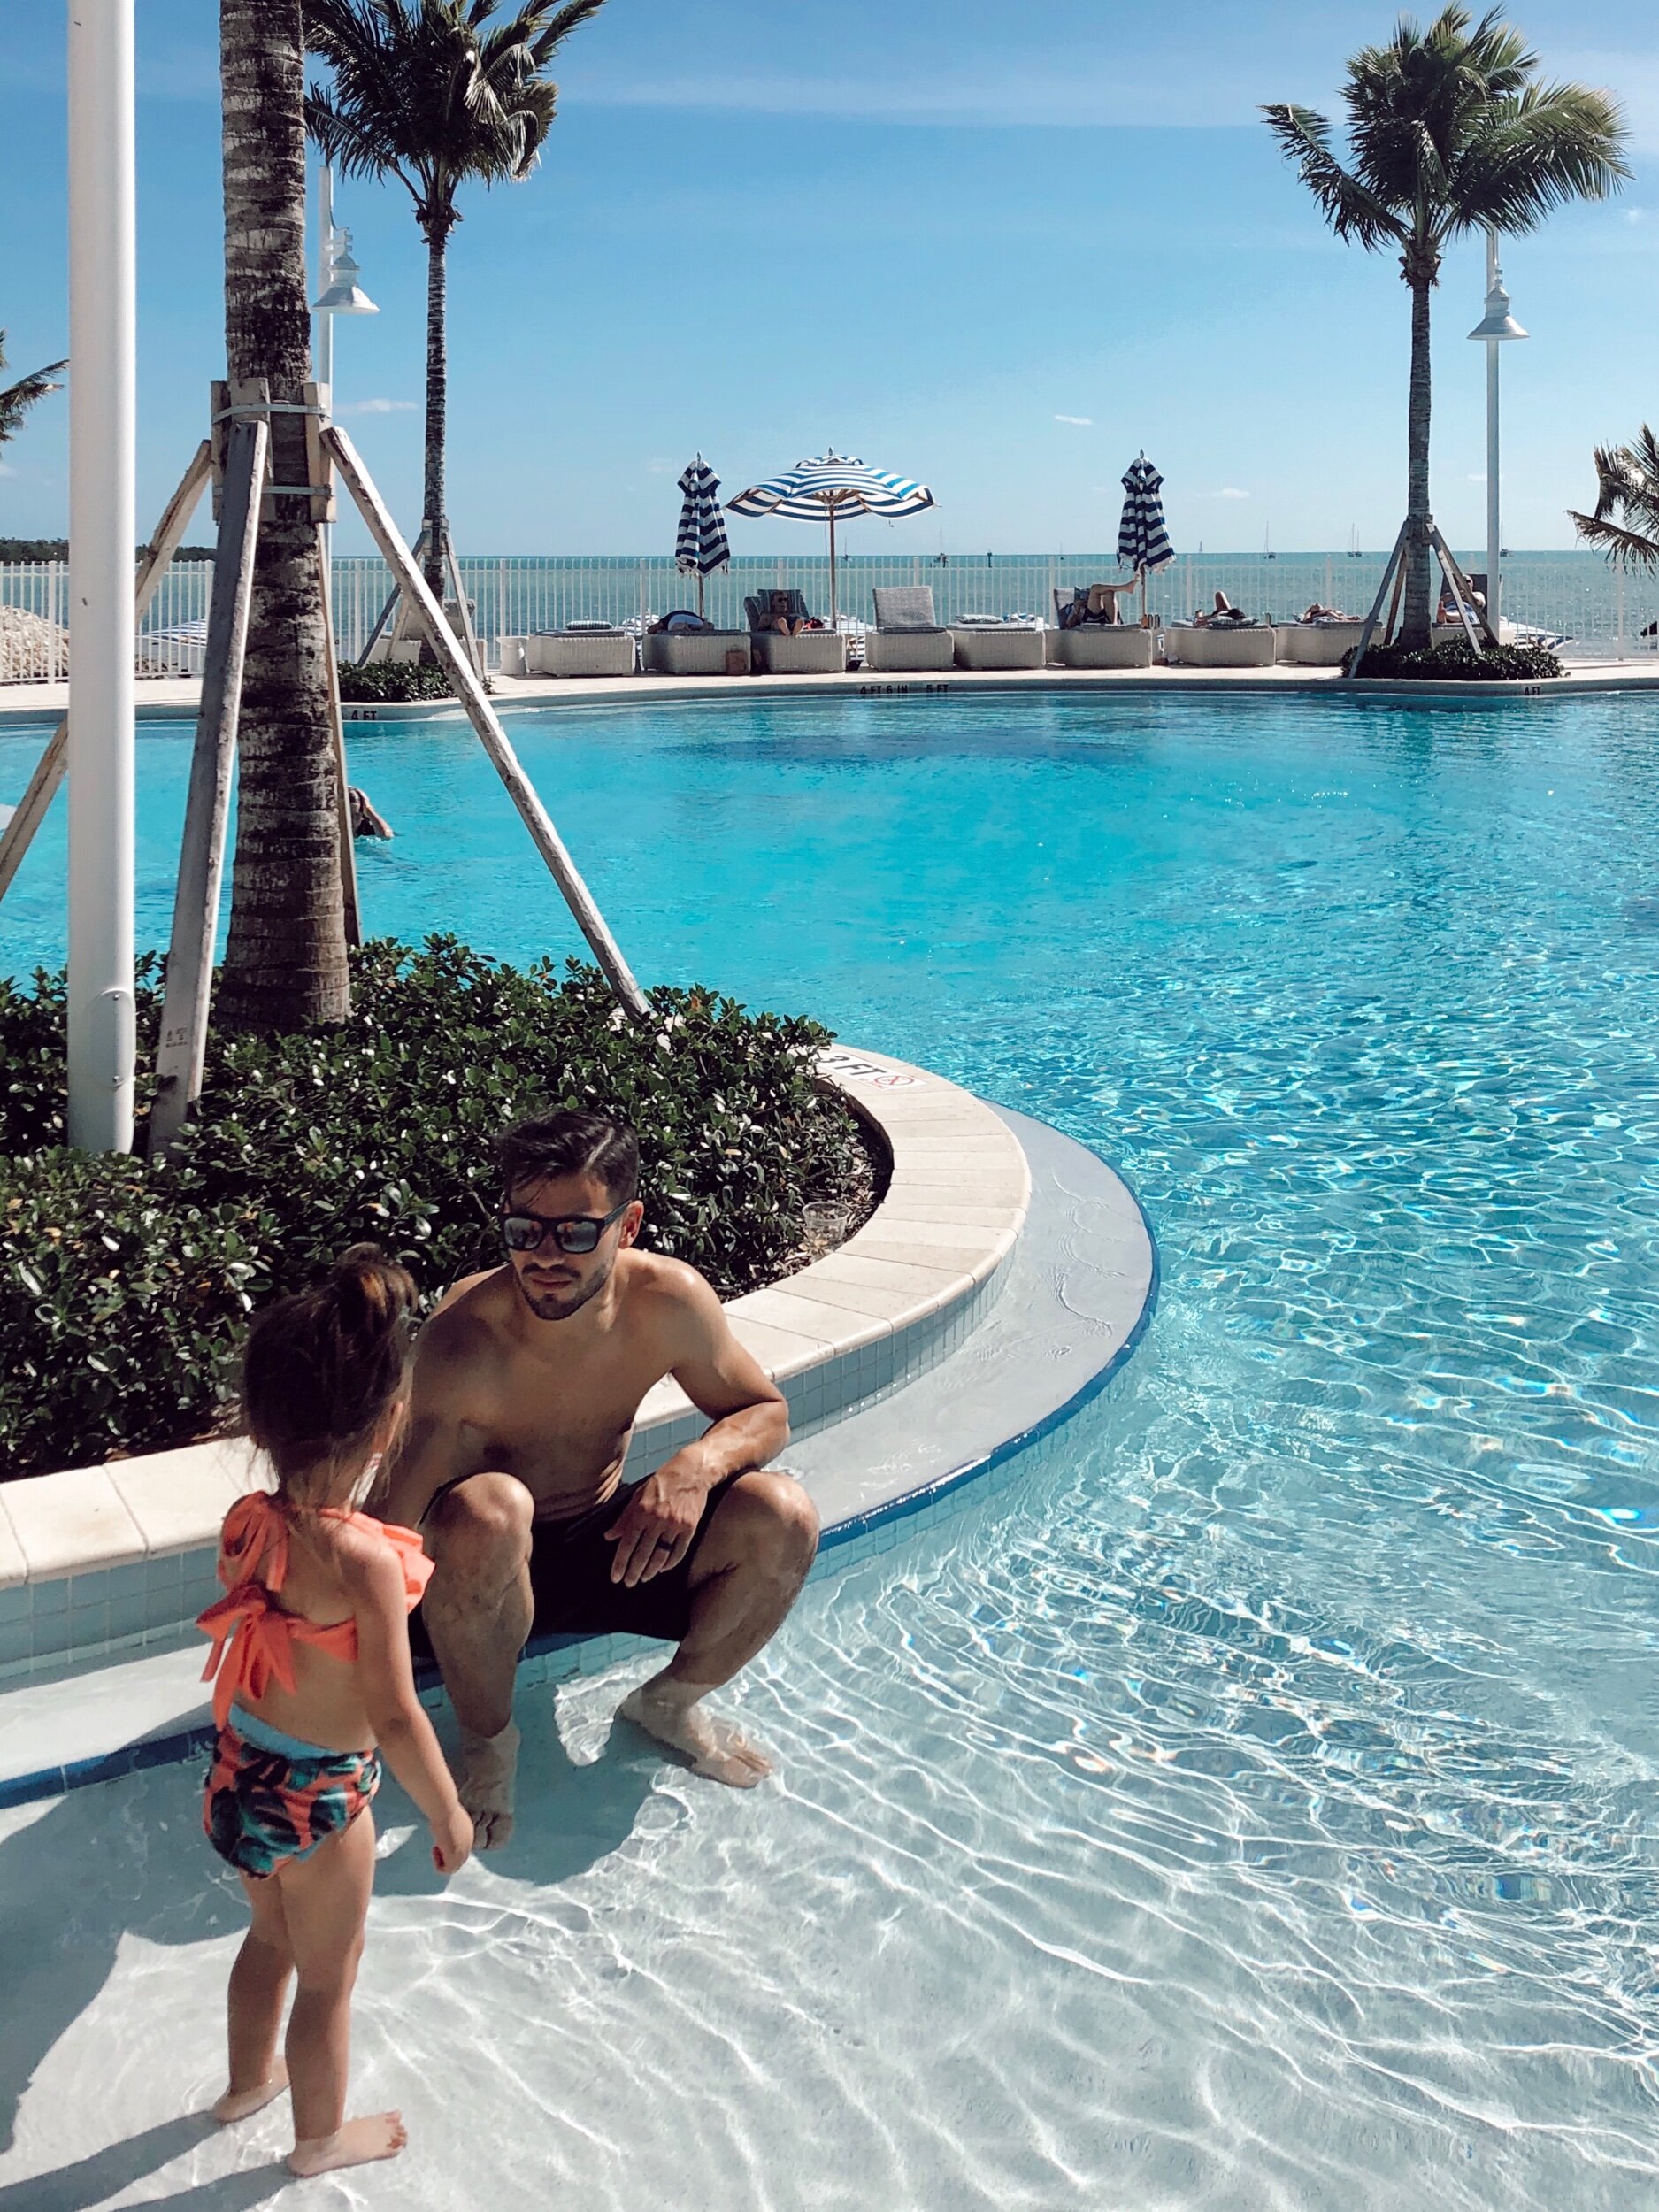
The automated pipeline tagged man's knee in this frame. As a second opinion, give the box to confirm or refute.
[426,1471,534,1586]
[720,1471,820,1578]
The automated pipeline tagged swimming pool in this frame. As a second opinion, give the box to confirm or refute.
[4,689,1659,2207]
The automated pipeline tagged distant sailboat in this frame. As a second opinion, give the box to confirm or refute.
[1263,525,1276,561]
[1347,524,1363,560]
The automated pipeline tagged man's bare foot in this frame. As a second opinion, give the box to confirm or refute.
[288,2113,408,2176]
[619,1685,772,1787]
[211,2061,288,2123]
[456,1719,520,1849]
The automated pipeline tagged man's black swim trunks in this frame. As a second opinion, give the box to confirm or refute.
[411,1471,748,1654]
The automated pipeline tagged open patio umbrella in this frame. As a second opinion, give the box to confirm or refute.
[1118,453,1174,622]
[674,456,730,618]
[726,451,935,626]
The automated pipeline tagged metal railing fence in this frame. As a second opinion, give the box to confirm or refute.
[4,549,1655,682]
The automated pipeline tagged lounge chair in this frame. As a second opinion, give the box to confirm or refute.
[744,592,847,673]
[643,612,751,674]
[645,628,751,674]
[951,618,1045,670]
[1273,618,1364,666]
[863,586,954,672]
[1164,620,1277,668]
[1048,591,1153,668]
[526,626,637,678]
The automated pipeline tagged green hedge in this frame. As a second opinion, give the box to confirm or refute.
[1341,638,1563,681]
[0,940,867,1479]
[336,660,457,703]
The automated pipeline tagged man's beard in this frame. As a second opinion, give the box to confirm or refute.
[512,1259,609,1323]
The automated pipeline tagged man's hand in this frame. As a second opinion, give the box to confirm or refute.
[603,1455,713,1586]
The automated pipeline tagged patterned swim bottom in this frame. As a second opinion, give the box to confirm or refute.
[204,1705,381,1878]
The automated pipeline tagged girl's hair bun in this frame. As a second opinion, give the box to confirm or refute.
[330,1242,418,1338]
[241,1244,420,1500]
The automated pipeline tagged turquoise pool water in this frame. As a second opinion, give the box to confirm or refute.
[4,690,1659,2208]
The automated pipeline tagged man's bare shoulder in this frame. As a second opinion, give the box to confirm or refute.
[619,1249,726,1349]
[415,1268,518,1389]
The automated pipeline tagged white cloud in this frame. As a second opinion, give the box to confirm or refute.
[1198,486,1251,500]
[1627,206,1647,225]
[337,398,417,416]
[643,458,673,474]
[1054,413,1093,426]
[0,462,14,480]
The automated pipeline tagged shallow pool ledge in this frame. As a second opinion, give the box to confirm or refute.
[0,1048,1028,1683]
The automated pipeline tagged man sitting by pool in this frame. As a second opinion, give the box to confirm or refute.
[382,1108,818,1846]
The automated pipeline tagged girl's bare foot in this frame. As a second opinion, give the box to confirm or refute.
[211,2061,288,2123]
[288,2113,408,2176]
[619,1685,772,1787]
[456,1719,520,1850]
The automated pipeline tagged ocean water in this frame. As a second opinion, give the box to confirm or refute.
[3,688,1659,2208]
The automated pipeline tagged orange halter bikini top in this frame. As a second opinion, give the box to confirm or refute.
[196,1491,433,1731]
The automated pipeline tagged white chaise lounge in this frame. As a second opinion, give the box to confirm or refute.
[864,585,955,672]
[1164,622,1277,668]
[952,620,1045,671]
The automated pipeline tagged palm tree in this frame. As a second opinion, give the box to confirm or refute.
[0,334,67,457]
[1263,7,1627,650]
[1570,427,1659,565]
[216,0,349,1033]
[303,0,607,603]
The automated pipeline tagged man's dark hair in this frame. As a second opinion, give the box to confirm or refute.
[496,1109,640,1208]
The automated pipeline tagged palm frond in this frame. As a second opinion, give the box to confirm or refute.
[0,335,68,449]
[1445,81,1631,236]
[1261,104,1405,247]
[1569,509,1659,567]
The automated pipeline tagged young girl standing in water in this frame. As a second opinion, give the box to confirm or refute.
[197,1247,472,2177]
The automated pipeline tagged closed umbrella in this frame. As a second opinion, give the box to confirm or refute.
[674,456,730,618]
[726,451,935,626]
[1118,452,1174,623]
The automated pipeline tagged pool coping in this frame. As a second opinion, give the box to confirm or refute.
[0,1047,1030,1662]
[6,655,1659,731]
[0,1105,1156,1809]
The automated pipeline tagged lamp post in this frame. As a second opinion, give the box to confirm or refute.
[1467,227,1527,635]
[65,0,136,1153]
[311,166,379,564]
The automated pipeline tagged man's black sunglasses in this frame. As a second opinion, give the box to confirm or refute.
[501,1199,631,1256]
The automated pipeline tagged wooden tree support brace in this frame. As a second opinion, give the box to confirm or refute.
[325,424,650,1021]
[149,416,269,1155]
[442,520,485,682]
[1347,518,1410,678]
[317,520,362,949]
[0,440,213,906]
[1428,524,1498,651]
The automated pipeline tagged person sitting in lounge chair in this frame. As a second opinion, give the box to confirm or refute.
[1436,580,1486,626]
[764,589,809,635]
[1194,591,1248,627]
[1057,582,1134,628]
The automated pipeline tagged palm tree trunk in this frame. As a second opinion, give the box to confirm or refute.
[216,0,349,1033]
[421,219,449,603]
[1400,270,1435,653]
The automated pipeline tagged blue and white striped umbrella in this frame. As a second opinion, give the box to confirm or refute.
[1118,453,1174,575]
[727,451,935,622]
[674,457,730,615]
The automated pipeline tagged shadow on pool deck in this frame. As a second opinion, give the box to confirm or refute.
[0,1692,660,2203]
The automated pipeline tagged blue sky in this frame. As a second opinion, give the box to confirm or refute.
[1,0,1655,555]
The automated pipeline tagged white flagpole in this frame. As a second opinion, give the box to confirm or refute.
[65,0,137,1152]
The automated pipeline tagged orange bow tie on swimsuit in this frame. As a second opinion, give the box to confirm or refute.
[197,1491,433,1730]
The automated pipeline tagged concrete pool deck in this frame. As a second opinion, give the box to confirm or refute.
[5,651,1659,729]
